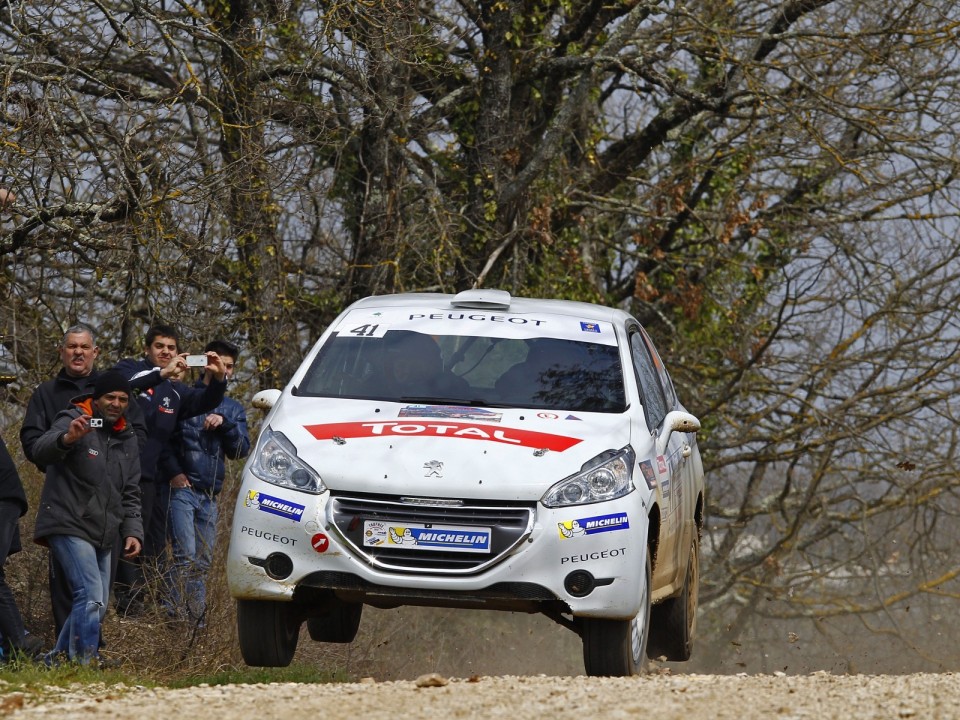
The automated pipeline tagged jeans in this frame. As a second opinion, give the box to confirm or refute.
[165,487,217,621]
[47,535,111,664]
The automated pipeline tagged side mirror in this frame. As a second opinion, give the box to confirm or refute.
[656,410,701,455]
[251,389,281,411]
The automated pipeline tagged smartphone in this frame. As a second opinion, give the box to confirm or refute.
[185,354,208,367]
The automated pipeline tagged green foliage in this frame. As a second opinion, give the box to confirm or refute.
[0,657,153,692]
[0,659,345,700]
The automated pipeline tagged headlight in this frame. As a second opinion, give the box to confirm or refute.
[250,428,326,494]
[541,446,636,508]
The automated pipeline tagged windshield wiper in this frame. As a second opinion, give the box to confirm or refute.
[398,396,487,406]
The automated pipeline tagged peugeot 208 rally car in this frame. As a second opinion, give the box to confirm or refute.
[227,289,704,676]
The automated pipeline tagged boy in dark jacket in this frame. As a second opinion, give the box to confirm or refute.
[31,371,143,665]
[164,340,250,623]
[111,324,227,614]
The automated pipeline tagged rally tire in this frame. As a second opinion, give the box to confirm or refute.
[306,601,363,643]
[236,599,301,667]
[581,550,652,677]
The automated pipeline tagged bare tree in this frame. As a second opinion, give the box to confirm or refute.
[2,0,960,671]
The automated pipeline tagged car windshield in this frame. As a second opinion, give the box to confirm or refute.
[296,330,627,413]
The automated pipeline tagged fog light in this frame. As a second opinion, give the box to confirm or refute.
[265,552,293,580]
[564,570,596,597]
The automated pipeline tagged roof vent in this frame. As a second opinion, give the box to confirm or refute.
[450,289,512,310]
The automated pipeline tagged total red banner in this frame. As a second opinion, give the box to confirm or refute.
[303,421,582,452]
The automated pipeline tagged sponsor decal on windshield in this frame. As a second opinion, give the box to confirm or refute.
[304,421,582,451]
[399,405,502,422]
[332,308,618,345]
[558,512,630,539]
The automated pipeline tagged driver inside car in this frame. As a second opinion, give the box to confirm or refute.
[382,331,470,399]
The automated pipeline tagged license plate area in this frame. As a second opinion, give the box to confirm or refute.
[363,521,492,553]
[329,494,534,574]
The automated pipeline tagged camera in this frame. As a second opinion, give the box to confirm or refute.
[185,354,208,367]
[89,418,104,428]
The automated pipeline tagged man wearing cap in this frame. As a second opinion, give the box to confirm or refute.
[20,324,147,637]
[30,371,143,666]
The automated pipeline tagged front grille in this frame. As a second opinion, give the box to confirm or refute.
[328,493,535,575]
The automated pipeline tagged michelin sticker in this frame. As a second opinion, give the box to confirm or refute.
[558,512,629,539]
[364,521,492,553]
[245,491,305,522]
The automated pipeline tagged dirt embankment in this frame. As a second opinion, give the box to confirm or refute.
[8,671,958,719]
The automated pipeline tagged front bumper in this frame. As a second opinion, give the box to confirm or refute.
[227,475,647,620]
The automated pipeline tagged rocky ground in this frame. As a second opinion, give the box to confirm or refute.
[5,671,959,719]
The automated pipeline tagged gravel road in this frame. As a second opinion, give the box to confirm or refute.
[8,671,959,719]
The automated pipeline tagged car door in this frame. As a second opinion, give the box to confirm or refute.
[629,326,687,588]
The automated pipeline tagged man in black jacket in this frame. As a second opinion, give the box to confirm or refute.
[32,371,142,666]
[20,324,147,635]
[0,436,42,660]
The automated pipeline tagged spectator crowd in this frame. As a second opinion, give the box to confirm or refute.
[1,323,250,667]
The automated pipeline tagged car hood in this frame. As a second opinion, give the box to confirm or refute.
[269,397,635,502]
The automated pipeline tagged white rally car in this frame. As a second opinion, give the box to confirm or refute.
[227,289,704,676]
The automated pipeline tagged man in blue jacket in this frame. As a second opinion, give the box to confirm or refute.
[112,324,228,615]
[164,340,250,624]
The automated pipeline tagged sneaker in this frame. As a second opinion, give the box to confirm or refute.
[15,634,46,660]
[97,655,124,670]
[116,595,146,618]
[41,651,69,668]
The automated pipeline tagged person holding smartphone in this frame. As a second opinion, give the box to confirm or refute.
[111,324,227,616]
[164,340,251,625]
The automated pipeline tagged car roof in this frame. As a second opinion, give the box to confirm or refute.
[348,290,635,325]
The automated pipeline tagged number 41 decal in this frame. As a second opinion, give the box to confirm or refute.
[350,324,378,336]
[348,324,386,337]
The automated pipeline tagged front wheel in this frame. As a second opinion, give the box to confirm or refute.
[581,550,652,677]
[236,599,302,667]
